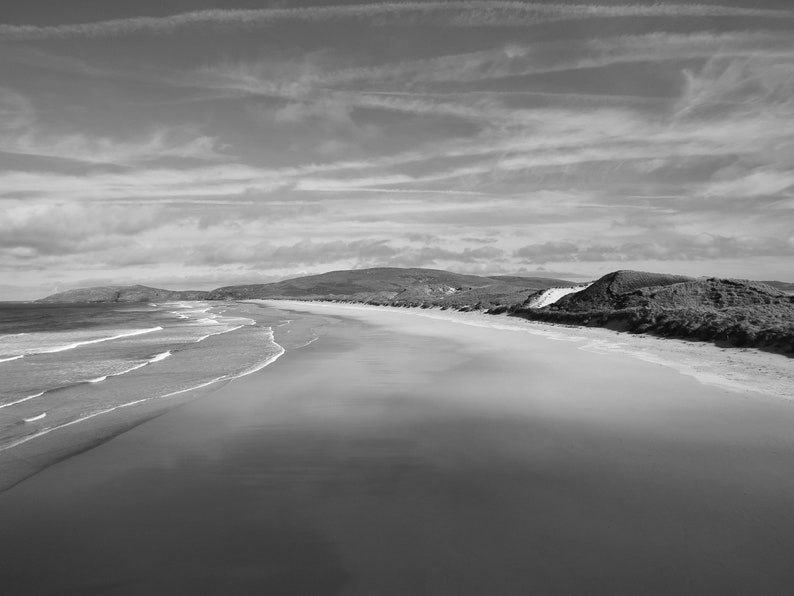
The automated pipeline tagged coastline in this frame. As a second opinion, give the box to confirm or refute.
[2,298,790,495]
[3,300,794,593]
[262,300,794,401]
[0,301,299,493]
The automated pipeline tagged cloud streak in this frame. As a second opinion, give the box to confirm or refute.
[2,3,792,40]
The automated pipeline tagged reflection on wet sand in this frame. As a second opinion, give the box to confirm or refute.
[1,304,794,595]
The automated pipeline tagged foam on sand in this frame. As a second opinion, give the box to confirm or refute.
[0,354,24,364]
[0,328,284,454]
[83,351,173,384]
[37,327,164,355]
[148,350,171,363]
[0,392,45,409]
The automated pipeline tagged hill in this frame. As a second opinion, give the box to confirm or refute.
[38,285,209,304]
[514,270,794,354]
[550,270,695,310]
[206,268,575,310]
[37,269,575,310]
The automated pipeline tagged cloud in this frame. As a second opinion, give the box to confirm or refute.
[413,245,505,263]
[0,200,165,255]
[703,169,794,198]
[187,237,513,271]
[676,56,794,119]
[3,3,792,291]
[0,88,230,165]
[6,28,773,153]
[0,165,285,201]
[2,3,791,40]
[292,31,793,92]
[2,128,229,165]
[0,87,35,130]
[193,238,400,268]
[515,234,794,264]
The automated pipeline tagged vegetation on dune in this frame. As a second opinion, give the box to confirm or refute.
[513,272,794,354]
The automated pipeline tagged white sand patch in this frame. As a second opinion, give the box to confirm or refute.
[525,284,591,308]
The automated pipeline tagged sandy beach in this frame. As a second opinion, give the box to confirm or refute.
[1,301,794,595]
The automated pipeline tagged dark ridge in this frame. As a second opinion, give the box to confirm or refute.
[205,267,574,310]
[37,285,209,304]
[552,270,695,310]
[514,271,794,354]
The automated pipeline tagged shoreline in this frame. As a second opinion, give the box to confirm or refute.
[0,301,295,493]
[4,298,794,593]
[3,298,790,494]
[262,300,794,401]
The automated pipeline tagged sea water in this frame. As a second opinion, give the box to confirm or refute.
[0,301,287,453]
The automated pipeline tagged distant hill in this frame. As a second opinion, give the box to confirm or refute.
[38,285,209,304]
[37,269,575,309]
[514,270,794,354]
[207,268,575,309]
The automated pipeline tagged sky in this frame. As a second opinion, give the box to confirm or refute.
[1,1,793,299]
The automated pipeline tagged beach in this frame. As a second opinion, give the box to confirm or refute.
[1,301,794,595]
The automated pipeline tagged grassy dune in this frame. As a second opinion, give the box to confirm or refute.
[514,271,794,354]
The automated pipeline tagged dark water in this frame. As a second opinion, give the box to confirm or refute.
[0,302,164,335]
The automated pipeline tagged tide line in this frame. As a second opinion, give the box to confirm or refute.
[0,331,285,453]
[0,354,24,364]
[37,326,164,355]
[0,392,46,409]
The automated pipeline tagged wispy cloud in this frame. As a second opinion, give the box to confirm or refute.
[0,87,230,165]
[515,234,794,263]
[2,3,792,40]
[2,128,230,165]
[3,2,793,294]
[188,30,793,136]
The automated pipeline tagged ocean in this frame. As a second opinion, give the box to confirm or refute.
[0,301,290,456]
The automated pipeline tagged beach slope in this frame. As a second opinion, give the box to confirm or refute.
[1,302,793,595]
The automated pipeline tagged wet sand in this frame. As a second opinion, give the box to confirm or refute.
[2,302,794,595]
